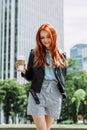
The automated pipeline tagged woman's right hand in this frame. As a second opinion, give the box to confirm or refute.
[16,62,26,74]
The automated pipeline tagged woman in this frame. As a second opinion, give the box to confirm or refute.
[16,23,67,130]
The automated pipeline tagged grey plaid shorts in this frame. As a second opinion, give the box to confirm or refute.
[27,80,62,119]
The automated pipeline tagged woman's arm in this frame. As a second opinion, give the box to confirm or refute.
[21,49,34,81]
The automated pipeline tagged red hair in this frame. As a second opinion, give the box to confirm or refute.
[34,23,67,68]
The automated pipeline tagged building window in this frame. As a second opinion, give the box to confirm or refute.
[77,48,82,56]
[83,57,87,63]
[14,0,18,78]
[3,0,7,79]
[8,0,12,78]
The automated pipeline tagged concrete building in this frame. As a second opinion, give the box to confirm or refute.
[0,0,64,81]
[70,43,87,69]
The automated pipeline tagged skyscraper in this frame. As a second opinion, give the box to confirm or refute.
[70,43,87,69]
[0,0,18,79]
[82,47,87,71]
[0,0,64,80]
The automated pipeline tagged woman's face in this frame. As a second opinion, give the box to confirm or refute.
[40,30,51,49]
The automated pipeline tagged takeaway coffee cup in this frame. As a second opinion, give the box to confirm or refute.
[17,55,25,71]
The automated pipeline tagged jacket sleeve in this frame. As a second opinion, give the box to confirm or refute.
[21,49,34,81]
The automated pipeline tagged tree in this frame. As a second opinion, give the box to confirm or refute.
[2,79,21,123]
[0,79,31,123]
[61,58,87,123]
[0,80,6,102]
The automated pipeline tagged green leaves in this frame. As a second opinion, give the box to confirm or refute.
[61,58,87,123]
[74,89,86,101]
[0,78,30,123]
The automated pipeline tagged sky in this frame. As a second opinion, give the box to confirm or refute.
[64,0,87,57]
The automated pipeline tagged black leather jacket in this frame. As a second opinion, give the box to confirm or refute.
[22,49,67,99]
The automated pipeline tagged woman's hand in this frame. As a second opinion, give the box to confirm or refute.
[16,62,26,74]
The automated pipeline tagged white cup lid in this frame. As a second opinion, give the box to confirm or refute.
[17,55,25,60]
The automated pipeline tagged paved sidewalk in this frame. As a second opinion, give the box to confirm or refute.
[0,124,87,130]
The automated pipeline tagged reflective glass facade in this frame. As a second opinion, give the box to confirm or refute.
[70,44,87,69]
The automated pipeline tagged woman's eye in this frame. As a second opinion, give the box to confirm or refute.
[47,35,50,37]
[40,36,50,40]
[47,35,50,38]
[40,37,44,39]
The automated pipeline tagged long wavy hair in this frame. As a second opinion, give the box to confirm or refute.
[34,23,67,68]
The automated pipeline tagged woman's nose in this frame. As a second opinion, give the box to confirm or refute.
[44,38,47,43]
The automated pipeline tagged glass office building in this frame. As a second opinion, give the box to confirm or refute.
[70,43,87,69]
